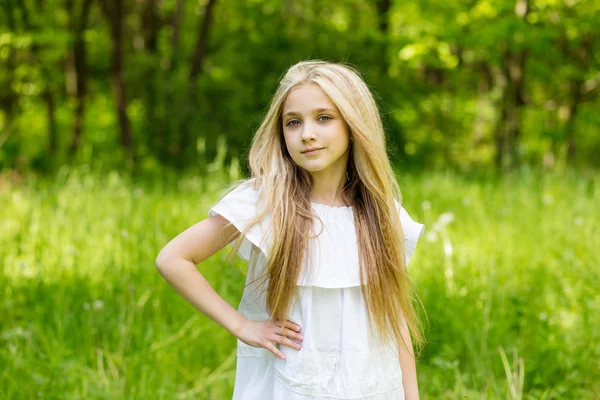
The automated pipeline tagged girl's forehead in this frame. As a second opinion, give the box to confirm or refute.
[283,83,337,113]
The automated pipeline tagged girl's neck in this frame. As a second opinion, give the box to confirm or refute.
[309,187,351,207]
[309,166,349,206]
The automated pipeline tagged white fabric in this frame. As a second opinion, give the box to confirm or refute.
[208,179,425,400]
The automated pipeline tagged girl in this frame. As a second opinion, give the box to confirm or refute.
[156,60,426,399]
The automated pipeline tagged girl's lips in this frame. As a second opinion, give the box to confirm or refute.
[303,148,323,155]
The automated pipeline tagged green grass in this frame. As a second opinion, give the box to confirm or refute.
[0,166,598,399]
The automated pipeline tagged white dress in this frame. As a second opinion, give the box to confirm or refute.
[208,179,425,400]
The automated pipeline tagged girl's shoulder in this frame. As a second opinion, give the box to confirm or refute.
[393,199,425,239]
[208,177,266,222]
[211,178,262,207]
[392,199,425,266]
[207,178,270,262]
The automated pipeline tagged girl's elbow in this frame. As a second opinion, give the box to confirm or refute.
[155,252,175,272]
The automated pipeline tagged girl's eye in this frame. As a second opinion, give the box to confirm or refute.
[285,115,332,127]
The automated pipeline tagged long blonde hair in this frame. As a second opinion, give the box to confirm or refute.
[221,60,426,357]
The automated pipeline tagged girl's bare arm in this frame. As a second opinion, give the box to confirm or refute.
[155,214,304,360]
[155,215,247,336]
[399,318,420,400]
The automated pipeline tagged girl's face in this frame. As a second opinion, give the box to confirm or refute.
[281,82,351,176]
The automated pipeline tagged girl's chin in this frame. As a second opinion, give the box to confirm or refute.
[295,160,325,170]
[301,165,332,173]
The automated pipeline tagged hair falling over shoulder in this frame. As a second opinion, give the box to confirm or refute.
[220,60,427,358]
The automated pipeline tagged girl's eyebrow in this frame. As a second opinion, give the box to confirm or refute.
[283,108,337,118]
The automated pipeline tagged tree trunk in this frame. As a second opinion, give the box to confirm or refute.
[170,0,183,66]
[472,62,493,147]
[189,0,217,82]
[493,0,529,170]
[16,0,62,166]
[505,47,527,168]
[565,81,582,164]
[374,0,391,73]
[41,90,58,156]
[0,2,18,154]
[69,0,93,158]
[141,0,159,53]
[174,0,217,168]
[139,0,165,164]
[373,0,408,163]
[99,0,135,166]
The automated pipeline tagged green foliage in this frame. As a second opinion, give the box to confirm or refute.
[0,0,598,173]
[0,167,598,398]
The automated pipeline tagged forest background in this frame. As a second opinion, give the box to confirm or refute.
[1,0,599,399]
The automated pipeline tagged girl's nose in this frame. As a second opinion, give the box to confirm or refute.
[301,126,317,141]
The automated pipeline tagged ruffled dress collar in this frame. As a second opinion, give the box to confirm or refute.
[310,202,354,221]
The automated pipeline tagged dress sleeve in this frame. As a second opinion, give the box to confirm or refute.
[395,200,425,267]
[207,179,270,262]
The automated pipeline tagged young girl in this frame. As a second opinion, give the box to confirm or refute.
[156,60,426,400]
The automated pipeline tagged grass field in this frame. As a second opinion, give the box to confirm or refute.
[1,167,598,399]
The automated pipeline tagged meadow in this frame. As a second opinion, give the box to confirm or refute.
[1,166,598,399]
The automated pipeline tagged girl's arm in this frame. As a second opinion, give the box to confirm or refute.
[399,318,420,400]
[155,215,247,337]
[155,215,304,359]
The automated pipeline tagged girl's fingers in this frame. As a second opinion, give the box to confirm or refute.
[288,320,302,332]
[275,319,301,332]
[272,333,302,350]
[266,341,286,360]
[282,335,302,350]
[283,327,304,342]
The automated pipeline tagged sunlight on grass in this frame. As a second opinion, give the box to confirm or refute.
[0,167,598,399]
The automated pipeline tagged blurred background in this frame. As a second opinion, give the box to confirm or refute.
[0,0,598,399]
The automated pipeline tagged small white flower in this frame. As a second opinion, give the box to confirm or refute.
[438,212,455,227]
[443,240,453,256]
[426,231,438,242]
[422,200,431,210]
[93,300,104,311]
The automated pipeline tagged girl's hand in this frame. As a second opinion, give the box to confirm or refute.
[236,318,304,360]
